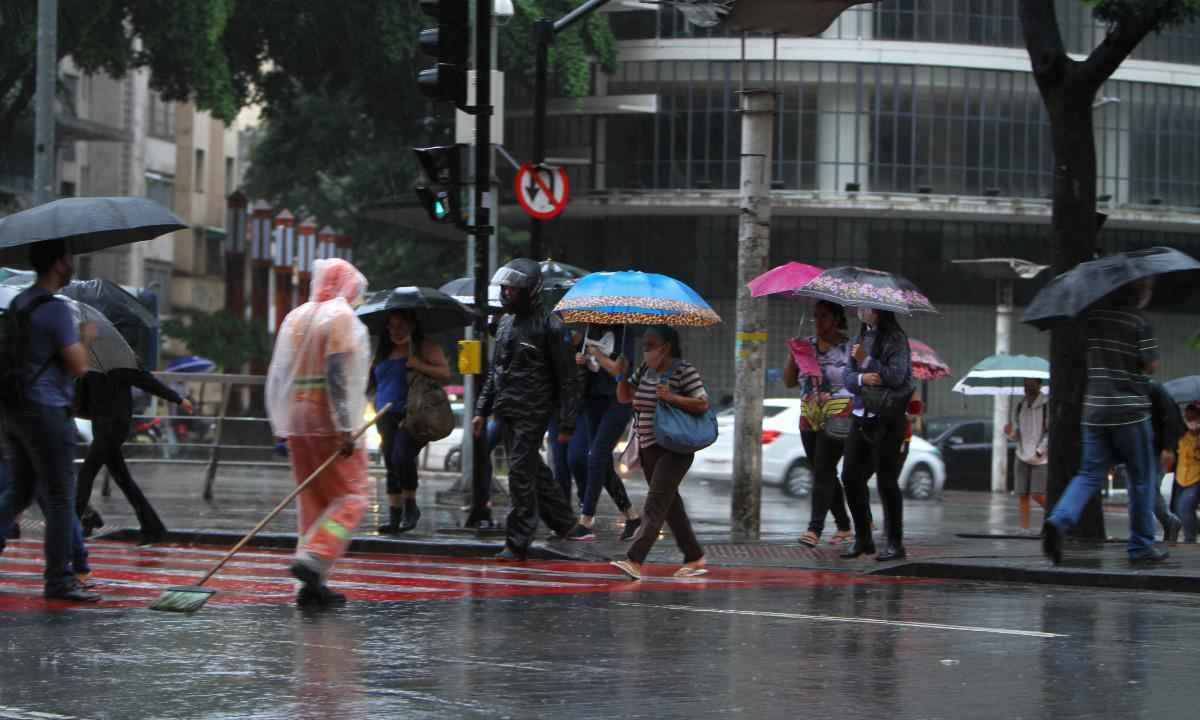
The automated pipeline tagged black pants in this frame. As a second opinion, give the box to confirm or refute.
[799,430,850,535]
[75,416,166,536]
[501,415,576,552]
[842,413,906,546]
[378,412,425,494]
[627,443,703,565]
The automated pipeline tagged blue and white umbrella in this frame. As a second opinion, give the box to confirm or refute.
[554,271,721,327]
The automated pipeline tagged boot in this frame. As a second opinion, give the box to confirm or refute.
[377,505,402,535]
[397,499,420,533]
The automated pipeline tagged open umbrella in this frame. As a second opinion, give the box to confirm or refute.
[952,354,1049,396]
[1023,247,1200,330]
[909,339,951,381]
[554,271,721,327]
[356,286,476,335]
[0,196,186,265]
[1164,376,1200,406]
[795,266,937,315]
[0,286,138,372]
[748,261,824,297]
[539,259,589,286]
[57,279,157,362]
[786,338,821,377]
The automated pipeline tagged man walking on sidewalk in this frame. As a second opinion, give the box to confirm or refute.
[1006,378,1049,531]
[1043,278,1165,565]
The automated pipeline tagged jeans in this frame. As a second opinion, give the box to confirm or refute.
[501,415,576,552]
[842,413,907,546]
[627,443,703,565]
[378,412,425,494]
[75,416,166,536]
[1047,420,1158,558]
[575,395,633,518]
[800,430,850,535]
[0,404,78,592]
[1176,483,1200,543]
[548,416,583,504]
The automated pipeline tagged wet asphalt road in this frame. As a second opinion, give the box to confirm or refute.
[2,544,1198,720]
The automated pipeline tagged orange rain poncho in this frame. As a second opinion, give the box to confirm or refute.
[266,259,370,580]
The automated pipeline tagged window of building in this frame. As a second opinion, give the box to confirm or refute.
[194,149,205,193]
[146,172,174,210]
[59,181,75,197]
[206,233,223,276]
[147,93,175,139]
[225,157,235,196]
[144,260,172,316]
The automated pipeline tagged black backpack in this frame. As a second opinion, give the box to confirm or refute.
[0,293,59,410]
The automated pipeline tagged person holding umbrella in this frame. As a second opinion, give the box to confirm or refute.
[1005,378,1050,531]
[367,310,451,534]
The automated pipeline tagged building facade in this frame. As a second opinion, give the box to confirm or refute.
[498,1,1200,416]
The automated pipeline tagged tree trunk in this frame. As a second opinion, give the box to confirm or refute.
[1045,92,1106,539]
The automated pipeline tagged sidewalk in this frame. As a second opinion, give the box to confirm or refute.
[19,461,1200,593]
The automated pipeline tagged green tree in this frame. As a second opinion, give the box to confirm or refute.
[162,311,272,373]
[500,0,618,97]
[1019,0,1200,537]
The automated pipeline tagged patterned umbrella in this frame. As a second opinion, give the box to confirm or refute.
[795,266,937,315]
[748,262,823,297]
[909,338,950,381]
[952,354,1049,396]
[554,271,721,327]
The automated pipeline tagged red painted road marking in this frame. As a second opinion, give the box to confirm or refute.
[0,539,927,613]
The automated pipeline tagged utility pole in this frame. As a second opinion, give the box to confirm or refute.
[991,281,1014,494]
[33,0,57,205]
[730,66,775,539]
[469,0,494,519]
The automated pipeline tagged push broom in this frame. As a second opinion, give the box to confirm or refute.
[149,403,392,613]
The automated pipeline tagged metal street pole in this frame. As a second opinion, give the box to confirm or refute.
[469,0,494,518]
[991,280,1014,494]
[33,0,57,205]
[731,87,775,539]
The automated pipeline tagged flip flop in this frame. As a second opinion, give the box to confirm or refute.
[829,530,854,545]
[798,531,820,548]
[611,559,642,580]
[673,565,708,578]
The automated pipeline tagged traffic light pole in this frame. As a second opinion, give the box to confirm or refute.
[527,0,611,259]
[469,0,494,518]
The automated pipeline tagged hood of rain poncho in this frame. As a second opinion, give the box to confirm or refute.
[266,259,370,437]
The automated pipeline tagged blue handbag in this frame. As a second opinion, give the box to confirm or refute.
[653,362,719,454]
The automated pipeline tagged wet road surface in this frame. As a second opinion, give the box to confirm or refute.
[2,539,1199,719]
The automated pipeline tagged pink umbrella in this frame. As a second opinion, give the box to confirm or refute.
[748,262,824,298]
[787,338,822,377]
[909,338,951,381]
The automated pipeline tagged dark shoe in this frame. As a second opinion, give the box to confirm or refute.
[397,500,420,533]
[45,584,101,602]
[840,539,877,559]
[290,560,322,588]
[620,517,642,542]
[1042,520,1064,565]
[495,545,527,562]
[6,523,19,540]
[297,584,347,607]
[377,506,402,535]
[1130,547,1170,565]
[138,529,168,547]
[1165,514,1183,544]
[565,524,595,542]
[464,507,493,529]
[876,544,907,562]
[80,507,103,538]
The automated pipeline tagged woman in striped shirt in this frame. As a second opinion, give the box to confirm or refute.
[610,325,709,580]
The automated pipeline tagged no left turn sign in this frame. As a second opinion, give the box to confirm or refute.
[515,163,570,221]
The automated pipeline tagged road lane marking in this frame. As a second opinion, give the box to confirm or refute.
[612,602,1068,638]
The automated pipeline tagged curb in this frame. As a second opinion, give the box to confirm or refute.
[869,559,1200,593]
[94,528,577,561]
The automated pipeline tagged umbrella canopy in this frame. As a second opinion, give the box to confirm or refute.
[539,259,589,286]
[748,261,824,298]
[795,266,937,315]
[909,338,951,381]
[0,197,186,265]
[952,354,1050,396]
[1164,376,1200,406]
[438,277,503,311]
[554,271,721,327]
[356,286,476,335]
[57,279,157,362]
[0,267,34,284]
[165,355,216,373]
[1022,247,1200,330]
[0,286,138,372]
[786,338,821,377]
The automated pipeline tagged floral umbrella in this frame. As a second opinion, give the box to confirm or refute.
[909,338,951,381]
[795,266,937,315]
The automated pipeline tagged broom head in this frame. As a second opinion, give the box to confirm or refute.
[149,586,217,613]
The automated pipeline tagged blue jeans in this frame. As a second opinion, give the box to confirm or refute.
[0,404,78,592]
[573,395,633,518]
[1176,483,1200,543]
[481,418,504,491]
[1047,420,1158,558]
[547,416,584,504]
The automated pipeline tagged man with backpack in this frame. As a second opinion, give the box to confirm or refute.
[0,239,99,602]
[1005,378,1049,531]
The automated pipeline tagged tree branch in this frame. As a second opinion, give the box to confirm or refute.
[0,72,36,146]
[1078,13,1160,91]
[1019,0,1069,92]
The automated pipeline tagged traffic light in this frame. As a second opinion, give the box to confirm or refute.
[414,144,466,228]
[418,0,469,108]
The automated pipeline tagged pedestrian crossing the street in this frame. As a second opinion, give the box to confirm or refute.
[0,539,897,612]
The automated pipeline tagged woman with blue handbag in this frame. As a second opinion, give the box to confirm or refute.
[611,325,713,580]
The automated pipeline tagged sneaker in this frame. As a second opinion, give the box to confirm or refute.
[1129,547,1170,565]
[1164,514,1183,544]
[45,583,101,602]
[620,517,642,542]
[495,546,527,562]
[565,524,595,542]
[80,507,104,536]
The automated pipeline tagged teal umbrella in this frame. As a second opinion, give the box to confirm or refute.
[952,355,1049,397]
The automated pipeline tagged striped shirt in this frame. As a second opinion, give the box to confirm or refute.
[1082,307,1157,427]
[630,360,708,447]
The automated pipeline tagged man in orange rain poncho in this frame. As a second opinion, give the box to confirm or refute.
[266,258,370,608]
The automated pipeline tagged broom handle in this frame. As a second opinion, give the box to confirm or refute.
[194,403,393,588]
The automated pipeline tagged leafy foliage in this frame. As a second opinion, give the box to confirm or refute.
[500,0,618,98]
[1083,0,1200,29]
[162,311,272,372]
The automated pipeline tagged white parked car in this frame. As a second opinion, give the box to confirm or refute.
[688,398,946,500]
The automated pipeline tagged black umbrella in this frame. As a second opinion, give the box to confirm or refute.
[794,266,937,315]
[438,276,503,312]
[1022,247,1200,330]
[540,259,588,286]
[356,286,476,335]
[0,196,186,264]
[0,286,139,372]
[1165,376,1200,406]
